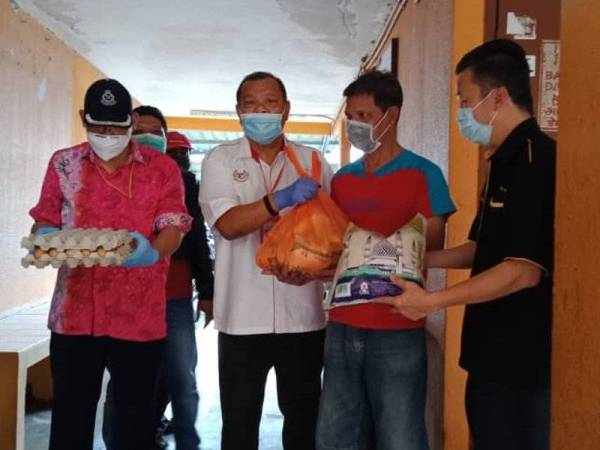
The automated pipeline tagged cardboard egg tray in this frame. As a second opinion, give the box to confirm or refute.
[21,228,133,269]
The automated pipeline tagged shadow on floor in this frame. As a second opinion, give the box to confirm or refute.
[25,325,284,450]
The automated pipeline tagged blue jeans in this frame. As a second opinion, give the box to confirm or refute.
[316,322,429,450]
[104,298,200,450]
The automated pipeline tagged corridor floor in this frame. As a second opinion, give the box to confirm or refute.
[24,323,284,450]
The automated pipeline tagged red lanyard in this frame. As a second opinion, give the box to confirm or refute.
[251,144,289,242]
[250,145,286,194]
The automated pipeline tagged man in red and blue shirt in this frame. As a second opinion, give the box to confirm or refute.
[30,79,190,450]
[316,71,455,450]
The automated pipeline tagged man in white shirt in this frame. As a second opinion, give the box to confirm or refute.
[199,71,333,450]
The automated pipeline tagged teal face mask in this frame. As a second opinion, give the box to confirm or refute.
[132,132,167,153]
[240,113,283,144]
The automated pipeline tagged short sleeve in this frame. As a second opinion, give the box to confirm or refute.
[153,158,192,233]
[415,163,456,218]
[199,149,240,228]
[29,154,64,226]
[502,159,554,272]
[468,208,482,242]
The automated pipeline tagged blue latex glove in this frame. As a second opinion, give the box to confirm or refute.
[34,226,60,236]
[273,177,319,210]
[122,231,159,268]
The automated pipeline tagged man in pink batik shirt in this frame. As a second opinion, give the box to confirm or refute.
[29,78,191,450]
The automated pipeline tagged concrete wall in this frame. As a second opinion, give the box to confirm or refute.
[551,1,600,448]
[391,2,453,449]
[71,55,106,144]
[395,0,453,173]
[0,0,104,315]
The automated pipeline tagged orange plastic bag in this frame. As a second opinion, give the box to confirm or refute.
[256,148,348,274]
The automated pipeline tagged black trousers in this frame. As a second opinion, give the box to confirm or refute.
[218,330,325,450]
[465,373,550,450]
[49,333,163,450]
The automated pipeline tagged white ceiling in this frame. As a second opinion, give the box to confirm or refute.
[15,0,395,119]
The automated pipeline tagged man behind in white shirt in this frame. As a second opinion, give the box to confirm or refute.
[199,71,334,450]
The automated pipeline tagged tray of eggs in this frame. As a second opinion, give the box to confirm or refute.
[21,228,134,269]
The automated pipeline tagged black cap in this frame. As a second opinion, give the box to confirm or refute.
[83,79,132,127]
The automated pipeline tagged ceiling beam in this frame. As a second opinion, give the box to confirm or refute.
[166,116,333,135]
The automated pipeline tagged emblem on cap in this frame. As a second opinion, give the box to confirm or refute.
[100,90,117,106]
[233,169,249,182]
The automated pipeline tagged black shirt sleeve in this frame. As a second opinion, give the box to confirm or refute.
[502,153,555,272]
[468,180,488,242]
[179,171,215,300]
[468,208,482,242]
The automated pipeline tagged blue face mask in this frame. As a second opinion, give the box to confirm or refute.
[240,113,283,144]
[132,132,167,153]
[457,89,497,146]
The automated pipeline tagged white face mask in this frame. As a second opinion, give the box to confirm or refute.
[87,128,132,161]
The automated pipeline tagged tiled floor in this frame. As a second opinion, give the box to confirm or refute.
[25,324,284,450]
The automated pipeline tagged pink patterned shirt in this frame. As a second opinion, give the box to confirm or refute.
[30,141,192,341]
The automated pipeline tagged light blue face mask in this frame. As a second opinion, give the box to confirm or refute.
[240,113,283,144]
[457,89,498,146]
[132,132,167,153]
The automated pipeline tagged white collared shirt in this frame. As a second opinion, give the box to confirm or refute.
[199,137,334,335]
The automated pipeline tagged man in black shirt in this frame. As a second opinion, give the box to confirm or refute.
[376,39,555,450]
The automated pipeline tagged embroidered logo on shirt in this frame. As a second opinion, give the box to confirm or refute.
[100,90,117,106]
[233,169,249,182]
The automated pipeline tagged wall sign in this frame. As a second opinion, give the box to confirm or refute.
[507,12,537,40]
[539,40,560,132]
[526,55,537,77]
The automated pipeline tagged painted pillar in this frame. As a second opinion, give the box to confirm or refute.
[444,1,486,449]
[551,1,600,449]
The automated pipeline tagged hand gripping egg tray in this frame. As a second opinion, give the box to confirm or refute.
[21,228,134,269]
